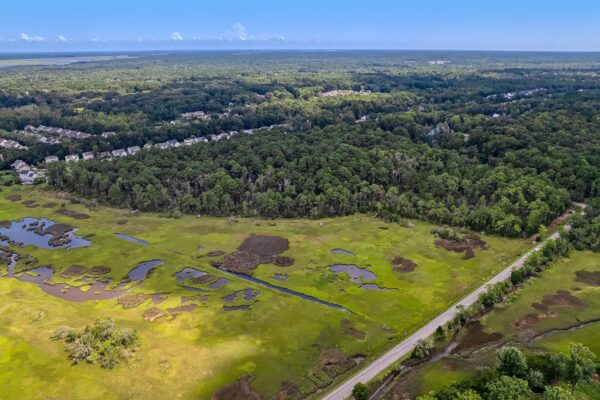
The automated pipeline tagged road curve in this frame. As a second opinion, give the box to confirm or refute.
[320,231,562,400]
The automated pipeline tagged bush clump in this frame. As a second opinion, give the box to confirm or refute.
[51,318,139,368]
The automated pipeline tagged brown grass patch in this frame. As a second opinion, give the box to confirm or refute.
[575,270,600,286]
[116,219,128,225]
[207,250,226,257]
[118,294,148,309]
[89,266,111,275]
[22,200,38,208]
[515,312,558,329]
[238,235,289,259]
[142,308,165,322]
[6,194,21,202]
[56,208,90,219]
[341,319,365,340]
[211,375,262,400]
[60,264,88,278]
[392,256,417,273]
[274,256,294,267]
[435,236,489,252]
[463,248,475,259]
[220,251,261,274]
[455,321,503,352]
[42,202,57,208]
[221,235,290,274]
[532,290,585,312]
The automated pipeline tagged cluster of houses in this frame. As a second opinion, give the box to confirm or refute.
[11,125,99,145]
[321,89,371,97]
[10,159,44,185]
[0,138,28,150]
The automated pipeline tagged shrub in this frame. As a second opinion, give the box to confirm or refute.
[51,318,139,368]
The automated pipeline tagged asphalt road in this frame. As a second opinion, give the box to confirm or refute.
[321,231,562,400]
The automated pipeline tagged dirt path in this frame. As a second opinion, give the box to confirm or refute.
[320,230,565,400]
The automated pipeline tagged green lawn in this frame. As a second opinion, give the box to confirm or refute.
[0,185,531,399]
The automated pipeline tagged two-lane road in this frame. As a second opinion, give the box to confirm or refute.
[321,231,562,400]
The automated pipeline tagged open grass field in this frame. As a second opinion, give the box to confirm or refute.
[0,185,532,399]
[388,250,600,399]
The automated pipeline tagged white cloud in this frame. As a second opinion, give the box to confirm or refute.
[58,35,67,42]
[171,31,183,41]
[232,23,247,41]
[20,33,46,42]
[91,37,102,42]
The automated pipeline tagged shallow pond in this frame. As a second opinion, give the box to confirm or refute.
[272,273,289,282]
[114,233,148,246]
[223,288,260,302]
[209,277,229,289]
[5,266,128,302]
[360,283,395,291]
[128,260,164,281]
[223,305,250,311]
[175,267,207,283]
[214,266,351,312]
[330,264,377,283]
[197,245,204,251]
[0,218,91,249]
[331,248,355,256]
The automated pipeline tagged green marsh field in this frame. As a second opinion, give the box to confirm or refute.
[387,250,600,400]
[0,185,531,399]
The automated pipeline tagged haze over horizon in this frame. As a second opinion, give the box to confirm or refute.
[2,0,600,52]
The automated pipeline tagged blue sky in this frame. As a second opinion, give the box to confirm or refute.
[1,0,600,51]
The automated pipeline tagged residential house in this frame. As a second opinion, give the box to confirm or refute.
[127,146,140,155]
[45,156,59,164]
[65,154,80,163]
[165,140,180,148]
[143,143,154,150]
[97,152,112,160]
[19,171,38,185]
[11,159,29,172]
[111,149,127,158]
[82,152,95,161]
[101,131,116,138]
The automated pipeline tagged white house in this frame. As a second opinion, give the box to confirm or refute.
[45,156,59,164]
[112,149,127,158]
[127,146,141,155]
[82,152,95,161]
[65,154,80,163]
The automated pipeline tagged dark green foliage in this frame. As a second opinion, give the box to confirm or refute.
[6,52,599,237]
[485,375,532,400]
[497,347,528,379]
[352,382,368,400]
[412,339,434,359]
[50,318,139,368]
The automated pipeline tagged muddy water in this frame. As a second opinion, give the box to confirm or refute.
[128,260,164,281]
[331,248,355,256]
[213,266,351,312]
[223,289,260,302]
[330,264,377,283]
[197,245,204,251]
[272,273,289,282]
[223,305,250,311]
[209,277,229,289]
[175,267,207,283]
[360,283,395,291]
[114,233,148,246]
[0,218,90,249]
[5,265,129,302]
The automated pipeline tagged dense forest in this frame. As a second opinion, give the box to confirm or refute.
[2,51,600,238]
